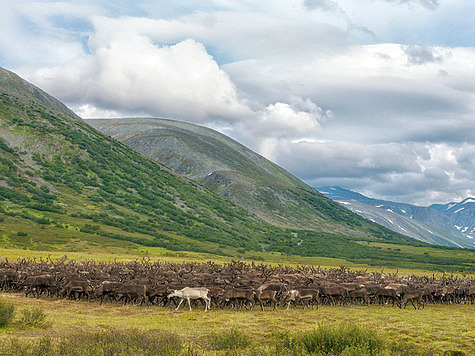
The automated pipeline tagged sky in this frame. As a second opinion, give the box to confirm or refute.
[1,0,474,206]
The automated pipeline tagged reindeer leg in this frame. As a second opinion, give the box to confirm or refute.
[175,298,184,311]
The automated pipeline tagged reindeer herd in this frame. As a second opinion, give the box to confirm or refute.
[0,257,473,311]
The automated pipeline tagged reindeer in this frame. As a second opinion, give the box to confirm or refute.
[167,287,211,311]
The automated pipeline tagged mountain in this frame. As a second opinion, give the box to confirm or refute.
[318,187,474,249]
[0,67,285,255]
[431,198,475,241]
[88,118,369,232]
[1,67,474,271]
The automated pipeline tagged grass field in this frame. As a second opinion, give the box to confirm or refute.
[0,292,473,355]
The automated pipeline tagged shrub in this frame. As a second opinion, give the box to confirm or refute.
[209,328,251,351]
[19,307,48,328]
[17,231,28,237]
[0,298,15,328]
[298,323,384,356]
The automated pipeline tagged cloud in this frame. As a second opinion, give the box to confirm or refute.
[30,36,251,121]
[0,0,90,68]
[303,0,341,12]
[231,97,331,161]
[381,0,440,10]
[257,97,329,138]
[273,141,474,205]
[404,45,442,65]
[224,44,475,144]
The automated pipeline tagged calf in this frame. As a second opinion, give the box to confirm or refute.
[283,288,319,310]
[400,290,424,309]
[255,289,278,311]
[62,279,93,301]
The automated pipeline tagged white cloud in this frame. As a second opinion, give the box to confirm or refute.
[30,36,251,121]
[381,0,439,10]
[273,141,474,205]
[231,97,330,161]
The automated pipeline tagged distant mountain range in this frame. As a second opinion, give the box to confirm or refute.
[317,187,474,249]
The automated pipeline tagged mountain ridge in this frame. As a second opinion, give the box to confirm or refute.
[318,186,473,249]
[88,118,359,231]
[430,197,475,241]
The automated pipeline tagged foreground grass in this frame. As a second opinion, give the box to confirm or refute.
[0,293,473,355]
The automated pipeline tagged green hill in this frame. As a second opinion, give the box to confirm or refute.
[89,118,352,231]
[0,67,473,271]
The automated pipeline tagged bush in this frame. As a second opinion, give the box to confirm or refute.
[209,328,251,351]
[17,231,28,237]
[300,324,384,355]
[19,307,48,328]
[0,298,15,328]
[271,324,385,356]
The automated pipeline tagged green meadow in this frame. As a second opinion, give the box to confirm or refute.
[0,292,473,355]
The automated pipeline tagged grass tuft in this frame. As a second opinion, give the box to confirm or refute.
[0,297,15,328]
[300,323,384,355]
[208,328,252,351]
[271,324,385,356]
[19,307,48,328]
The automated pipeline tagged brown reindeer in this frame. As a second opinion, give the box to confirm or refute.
[255,289,278,311]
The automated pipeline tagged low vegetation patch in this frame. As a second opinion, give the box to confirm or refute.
[299,323,384,355]
[19,307,48,328]
[0,330,183,356]
[0,297,15,327]
[208,328,252,351]
[0,323,465,355]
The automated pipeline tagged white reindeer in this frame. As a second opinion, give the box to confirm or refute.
[167,287,211,311]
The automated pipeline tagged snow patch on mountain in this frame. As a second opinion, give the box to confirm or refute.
[317,186,474,249]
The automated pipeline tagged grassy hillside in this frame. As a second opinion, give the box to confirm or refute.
[0,67,474,272]
[89,118,375,232]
